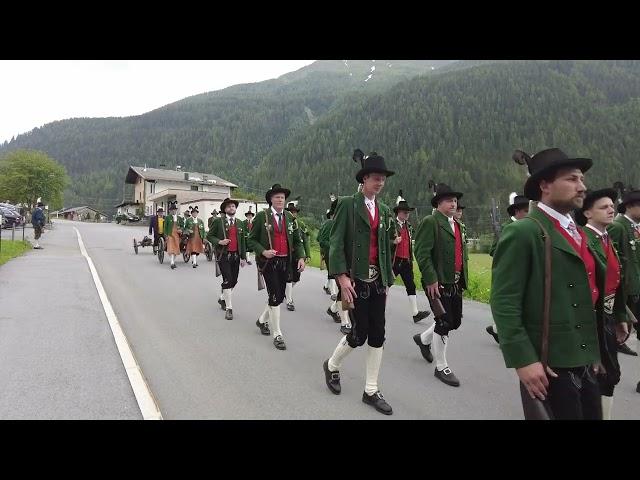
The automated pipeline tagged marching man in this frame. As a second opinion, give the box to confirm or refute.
[243,207,255,265]
[164,201,184,270]
[184,206,205,268]
[284,201,311,311]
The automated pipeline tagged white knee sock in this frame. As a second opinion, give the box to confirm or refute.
[258,304,270,324]
[328,335,354,372]
[601,395,613,420]
[223,288,232,310]
[270,306,282,338]
[408,295,419,316]
[329,279,338,296]
[192,254,197,265]
[339,309,350,327]
[330,300,339,313]
[365,346,384,395]
[324,278,329,289]
[420,323,435,345]
[433,333,448,370]
[492,323,498,334]
[285,282,293,304]
[170,254,175,264]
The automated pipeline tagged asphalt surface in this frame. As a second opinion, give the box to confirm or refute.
[2,220,638,419]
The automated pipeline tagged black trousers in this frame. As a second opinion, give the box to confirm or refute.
[393,258,416,295]
[547,365,602,420]
[261,256,289,306]
[289,264,301,283]
[597,312,622,397]
[219,252,240,289]
[427,283,463,336]
[341,277,387,348]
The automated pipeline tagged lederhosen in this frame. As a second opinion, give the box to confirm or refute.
[392,221,416,296]
[260,212,290,307]
[344,202,387,349]
[219,219,241,289]
[430,219,464,337]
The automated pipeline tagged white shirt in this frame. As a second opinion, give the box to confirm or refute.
[396,217,405,228]
[271,206,284,229]
[172,214,177,221]
[537,202,576,236]
[511,216,518,223]
[364,196,376,218]
[226,214,235,225]
[447,215,456,234]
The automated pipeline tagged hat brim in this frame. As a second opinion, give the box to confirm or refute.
[220,199,239,211]
[266,188,291,203]
[507,200,530,217]
[355,168,395,184]
[524,158,593,201]
[244,212,255,217]
[431,192,463,208]
[620,191,640,207]
[393,205,415,213]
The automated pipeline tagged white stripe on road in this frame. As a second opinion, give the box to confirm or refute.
[74,227,163,420]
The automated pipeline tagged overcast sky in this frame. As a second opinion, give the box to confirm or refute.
[0,60,316,144]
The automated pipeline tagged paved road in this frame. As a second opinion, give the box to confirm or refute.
[3,220,639,419]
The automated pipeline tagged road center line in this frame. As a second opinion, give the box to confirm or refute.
[74,227,162,420]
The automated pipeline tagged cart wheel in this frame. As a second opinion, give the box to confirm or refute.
[157,237,165,264]
[133,238,139,254]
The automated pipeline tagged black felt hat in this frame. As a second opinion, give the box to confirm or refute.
[191,206,199,213]
[156,207,164,213]
[393,200,415,214]
[618,189,640,214]
[431,183,463,208]
[219,198,239,211]
[168,201,178,211]
[265,184,291,204]
[245,206,255,217]
[286,202,300,213]
[353,149,395,183]
[574,188,618,226]
[507,195,530,217]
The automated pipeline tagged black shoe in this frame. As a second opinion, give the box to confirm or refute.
[218,298,226,311]
[486,325,500,344]
[340,325,352,335]
[636,381,640,394]
[33,245,43,249]
[225,309,233,320]
[256,319,270,336]
[273,335,286,350]
[362,391,393,415]
[323,359,341,395]
[413,334,433,363]
[286,302,295,311]
[247,261,252,265]
[434,367,460,387]
[413,311,431,323]
[170,263,176,270]
[323,286,331,295]
[617,343,638,356]
[330,294,337,301]
[327,307,341,323]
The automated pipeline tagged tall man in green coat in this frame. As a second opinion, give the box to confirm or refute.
[207,198,247,321]
[575,188,629,418]
[322,150,395,416]
[413,183,468,387]
[608,188,640,360]
[243,207,255,265]
[248,184,306,351]
[284,202,311,311]
[486,194,530,343]
[491,148,605,420]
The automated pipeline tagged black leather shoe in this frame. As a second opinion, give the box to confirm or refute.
[362,391,393,415]
[256,319,270,336]
[434,367,460,387]
[286,302,295,311]
[486,325,500,344]
[617,343,638,356]
[323,359,341,395]
[413,334,433,363]
[327,307,341,323]
[330,294,337,301]
[413,311,431,323]
[218,298,226,311]
[192,264,198,268]
[170,263,176,270]
[323,286,331,295]
[636,381,640,394]
[340,325,352,335]
[225,309,233,320]
[273,335,286,350]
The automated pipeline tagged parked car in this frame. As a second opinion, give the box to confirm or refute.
[115,212,140,224]
[0,205,23,228]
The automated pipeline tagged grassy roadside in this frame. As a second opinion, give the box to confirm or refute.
[307,245,492,304]
[0,240,31,267]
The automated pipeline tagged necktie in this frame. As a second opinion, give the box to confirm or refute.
[601,232,609,246]
[277,213,282,231]
[567,222,582,246]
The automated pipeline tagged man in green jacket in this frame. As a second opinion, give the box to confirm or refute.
[322,150,395,415]
[575,188,630,418]
[284,202,311,311]
[608,188,640,361]
[248,184,306,351]
[486,194,530,343]
[491,148,604,420]
[207,198,247,321]
[413,183,468,387]
[243,207,255,265]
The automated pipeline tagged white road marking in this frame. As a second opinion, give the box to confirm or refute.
[74,227,162,420]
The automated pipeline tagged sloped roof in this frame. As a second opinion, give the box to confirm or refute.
[125,166,237,188]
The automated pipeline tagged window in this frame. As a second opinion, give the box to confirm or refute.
[191,185,199,191]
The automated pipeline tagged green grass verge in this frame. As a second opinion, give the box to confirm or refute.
[307,246,492,304]
[0,240,31,267]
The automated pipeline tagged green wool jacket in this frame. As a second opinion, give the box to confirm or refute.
[207,216,217,231]
[317,219,333,259]
[328,192,395,287]
[293,218,311,258]
[607,215,640,296]
[490,205,603,369]
[389,218,415,265]
[247,208,305,264]
[582,225,627,324]
[414,210,469,288]
[206,216,247,259]
[183,217,205,239]
[242,219,255,252]
[163,214,184,235]
[489,218,514,257]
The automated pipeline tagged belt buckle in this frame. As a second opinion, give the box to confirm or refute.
[454,272,461,284]
[366,264,380,283]
[603,294,615,315]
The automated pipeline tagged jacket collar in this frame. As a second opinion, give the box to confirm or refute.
[530,205,580,259]
[434,210,455,237]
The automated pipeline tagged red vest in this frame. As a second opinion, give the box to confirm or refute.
[368,204,379,265]
[396,223,410,259]
[247,221,253,231]
[454,220,463,273]
[603,237,621,296]
[272,212,288,256]
[548,217,599,306]
[228,222,238,252]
